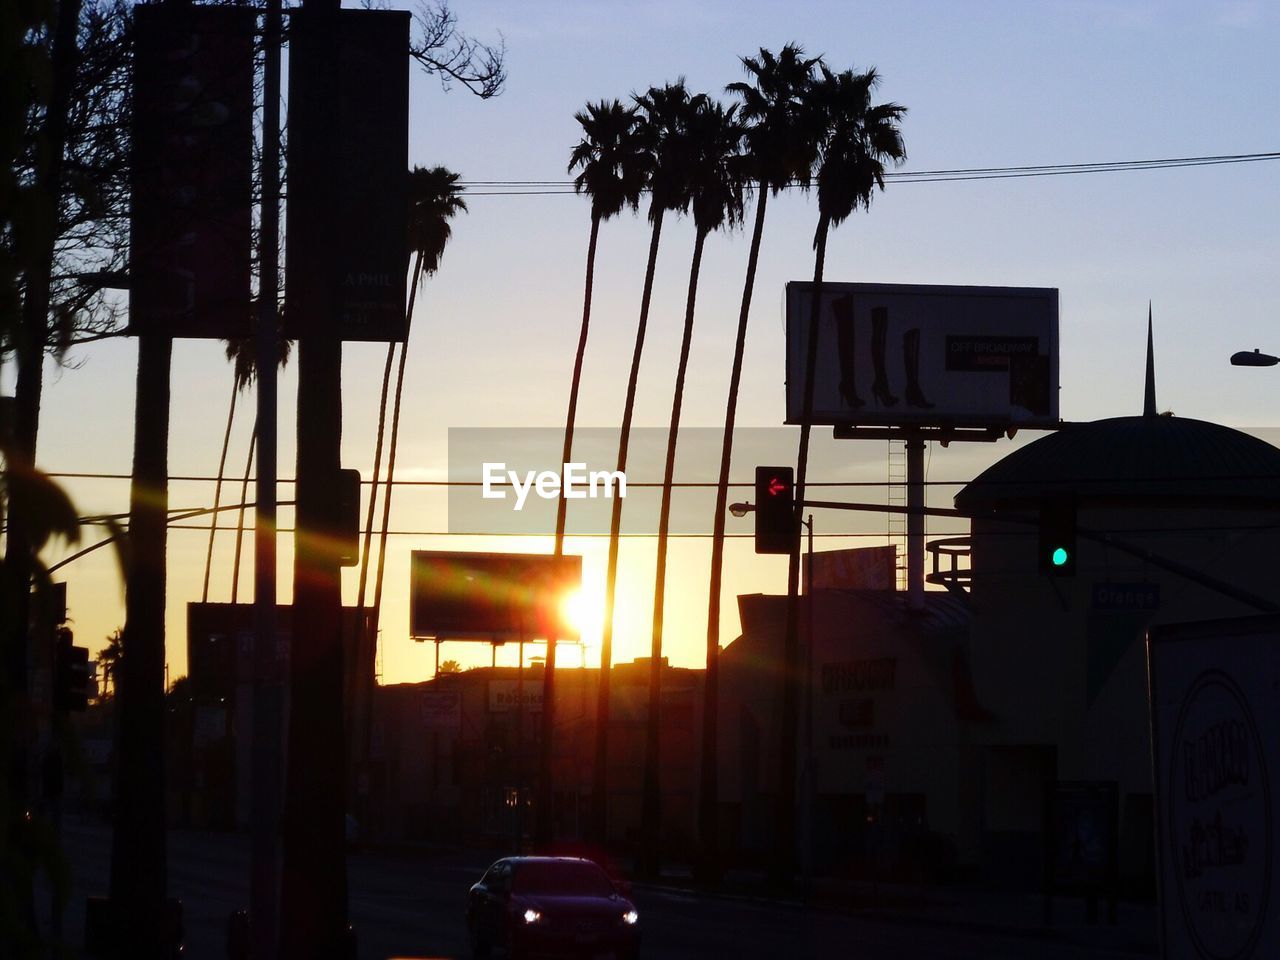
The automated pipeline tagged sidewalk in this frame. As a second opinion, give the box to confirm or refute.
[635,865,1159,956]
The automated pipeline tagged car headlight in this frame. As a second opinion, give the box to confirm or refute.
[622,909,639,925]
[523,908,542,924]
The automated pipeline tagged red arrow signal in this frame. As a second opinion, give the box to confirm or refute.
[768,476,788,496]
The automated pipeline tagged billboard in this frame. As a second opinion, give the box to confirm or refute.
[130,5,254,338]
[805,545,897,592]
[785,282,1059,428]
[409,551,581,641]
[1148,615,1280,960]
[285,9,410,341]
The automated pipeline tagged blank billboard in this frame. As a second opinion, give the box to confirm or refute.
[130,5,254,338]
[409,551,581,641]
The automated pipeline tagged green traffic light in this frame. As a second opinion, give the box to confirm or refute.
[1052,547,1069,567]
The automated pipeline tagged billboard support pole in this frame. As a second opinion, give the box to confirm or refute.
[906,434,925,610]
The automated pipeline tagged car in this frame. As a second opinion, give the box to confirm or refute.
[467,855,641,959]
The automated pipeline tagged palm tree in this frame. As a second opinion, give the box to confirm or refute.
[357,167,467,766]
[700,44,822,879]
[591,80,697,845]
[536,101,647,847]
[776,64,906,880]
[362,166,467,631]
[640,96,744,877]
[96,628,123,702]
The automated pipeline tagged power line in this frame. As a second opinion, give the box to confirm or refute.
[34,470,1280,488]
[458,151,1280,195]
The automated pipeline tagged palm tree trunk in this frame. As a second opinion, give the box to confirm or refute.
[357,344,395,616]
[537,210,602,848]
[700,183,769,879]
[355,252,421,793]
[370,252,426,638]
[202,379,240,602]
[230,426,258,604]
[776,212,831,883]
[640,227,708,876]
[592,203,665,845]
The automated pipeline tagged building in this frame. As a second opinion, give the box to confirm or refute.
[364,659,702,853]
[720,330,1280,887]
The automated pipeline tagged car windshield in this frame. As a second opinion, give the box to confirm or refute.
[511,860,616,897]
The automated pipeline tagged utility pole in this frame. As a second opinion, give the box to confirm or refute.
[250,0,283,955]
[278,3,407,952]
[112,330,172,958]
[280,3,347,956]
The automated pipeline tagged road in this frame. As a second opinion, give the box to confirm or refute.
[53,820,1149,959]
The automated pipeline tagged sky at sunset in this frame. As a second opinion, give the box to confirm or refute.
[17,0,1280,686]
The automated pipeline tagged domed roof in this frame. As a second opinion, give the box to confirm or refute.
[955,415,1280,510]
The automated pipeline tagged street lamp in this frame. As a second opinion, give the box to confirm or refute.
[729,501,752,518]
[1231,348,1279,367]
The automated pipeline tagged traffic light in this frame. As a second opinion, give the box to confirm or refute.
[337,468,361,567]
[54,627,91,712]
[754,466,796,554]
[1038,495,1077,575]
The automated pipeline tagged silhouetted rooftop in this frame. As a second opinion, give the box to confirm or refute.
[955,415,1280,510]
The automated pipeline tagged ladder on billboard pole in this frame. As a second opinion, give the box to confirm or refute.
[886,440,907,591]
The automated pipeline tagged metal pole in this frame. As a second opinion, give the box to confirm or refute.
[800,516,815,892]
[250,0,282,954]
[516,637,525,853]
[906,436,925,610]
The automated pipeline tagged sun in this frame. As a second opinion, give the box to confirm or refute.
[560,585,604,644]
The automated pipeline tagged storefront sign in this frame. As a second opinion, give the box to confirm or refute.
[488,679,543,713]
[1149,615,1280,960]
[822,657,896,695]
[420,690,462,732]
[1092,582,1161,611]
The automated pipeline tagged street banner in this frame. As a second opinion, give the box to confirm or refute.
[785,282,1059,428]
[130,5,254,338]
[285,9,410,341]
[1148,615,1280,960]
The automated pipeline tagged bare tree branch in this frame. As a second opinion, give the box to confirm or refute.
[409,2,506,100]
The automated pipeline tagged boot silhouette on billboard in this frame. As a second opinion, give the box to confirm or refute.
[870,306,898,407]
[832,294,864,409]
[902,327,934,409]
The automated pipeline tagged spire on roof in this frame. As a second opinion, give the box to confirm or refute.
[1144,302,1157,417]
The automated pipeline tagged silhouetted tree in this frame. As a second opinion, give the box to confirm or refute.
[409,1,507,100]
[438,659,462,674]
[366,166,468,637]
[592,80,698,845]
[641,95,744,877]
[2,0,92,950]
[95,628,123,702]
[701,43,822,879]
[534,99,647,846]
[777,63,906,880]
